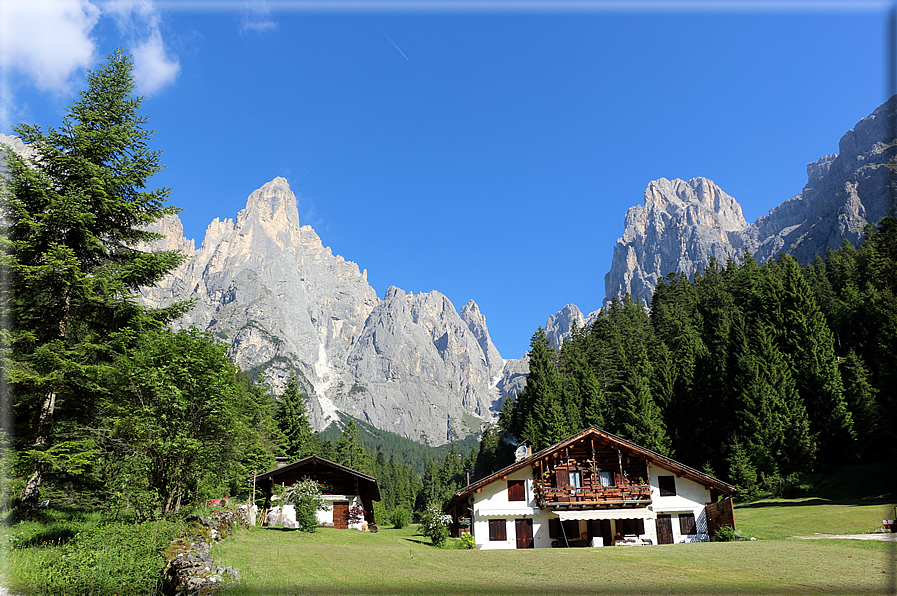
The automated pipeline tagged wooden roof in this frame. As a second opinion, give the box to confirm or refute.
[255,454,381,501]
[449,427,735,506]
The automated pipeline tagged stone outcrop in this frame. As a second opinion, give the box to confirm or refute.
[542,304,600,349]
[163,509,247,596]
[139,177,511,445]
[605,95,897,307]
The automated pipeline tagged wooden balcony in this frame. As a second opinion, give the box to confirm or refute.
[535,483,652,509]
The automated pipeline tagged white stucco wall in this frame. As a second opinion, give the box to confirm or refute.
[649,464,711,543]
[471,466,549,550]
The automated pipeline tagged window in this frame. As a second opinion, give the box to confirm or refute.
[507,480,526,502]
[599,471,613,487]
[679,513,696,535]
[488,519,507,541]
[658,475,677,496]
[616,518,645,536]
[568,470,582,488]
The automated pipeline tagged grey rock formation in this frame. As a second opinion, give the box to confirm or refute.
[543,304,600,349]
[139,177,508,445]
[605,95,897,307]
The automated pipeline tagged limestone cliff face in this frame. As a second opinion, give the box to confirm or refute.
[140,177,509,445]
[605,95,897,307]
[605,177,748,307]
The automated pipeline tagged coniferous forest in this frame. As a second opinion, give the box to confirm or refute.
[486,221,897,501]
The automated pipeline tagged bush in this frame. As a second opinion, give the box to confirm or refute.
[390,507,411,529]
[715,525,737,542]
[761,472,803,498]
[418,504,451,547]
[279,479,330,532]
[460,532,476,549]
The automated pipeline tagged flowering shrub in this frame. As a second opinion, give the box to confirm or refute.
[419,504,452,547]
[460,532,476,549]
[348,502,366,525]
[277,479,330,532]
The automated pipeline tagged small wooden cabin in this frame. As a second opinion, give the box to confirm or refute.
[255,454,380,528]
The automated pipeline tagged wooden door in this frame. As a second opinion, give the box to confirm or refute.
[656,514,673,544]
[333,502,349,529]
[515,519,534,549]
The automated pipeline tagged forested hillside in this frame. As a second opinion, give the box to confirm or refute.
[490,218,897,500]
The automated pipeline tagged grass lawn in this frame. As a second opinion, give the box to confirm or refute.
[212,522,896,596]
[735,498,895,541]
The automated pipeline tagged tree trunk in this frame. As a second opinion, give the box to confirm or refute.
[19,388,57,513]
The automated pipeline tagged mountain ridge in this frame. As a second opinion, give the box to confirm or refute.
[600,95,897,311]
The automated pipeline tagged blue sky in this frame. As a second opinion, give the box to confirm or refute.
[1,1,892,359]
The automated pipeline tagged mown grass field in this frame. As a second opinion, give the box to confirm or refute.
[212,499,897,596]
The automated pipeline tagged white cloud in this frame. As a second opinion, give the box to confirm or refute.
[0,0,100,93]
[131,28,180,95]
[240,1,277,34]
[104,0,180,95]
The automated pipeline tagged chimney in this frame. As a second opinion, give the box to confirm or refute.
[275,456,290,469]
[514,440,532,462]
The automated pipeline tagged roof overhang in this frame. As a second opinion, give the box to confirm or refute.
[476,508,540,517]
[556,508,656,521]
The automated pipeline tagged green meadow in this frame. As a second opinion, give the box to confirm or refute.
[211,500,895,596]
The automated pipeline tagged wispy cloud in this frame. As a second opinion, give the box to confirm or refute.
[105,0,180,95]
[0,0,100,94]
[240,1,278,34]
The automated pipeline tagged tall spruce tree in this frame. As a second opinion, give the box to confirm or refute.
[0,51,189,513]
[336,419,369,473]
[516,328,565,449]
[777,255,854,462]
[276,374,315,461]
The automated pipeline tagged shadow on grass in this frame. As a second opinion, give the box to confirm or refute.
[402,536,431,546]
[15,527,78,547]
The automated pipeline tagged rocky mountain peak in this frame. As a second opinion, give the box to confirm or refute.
[642,177,747,232]
[604,95,897,308]
[460,299,504,374]
[138,180,517,445]
[236,176,300,228]
[608,177,748,306]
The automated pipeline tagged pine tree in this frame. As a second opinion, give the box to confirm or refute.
[777,255,854,461]
[276,375,316,461]
[336,419,370,473]
[619,373,671,456]
[0,51,189,513]
[516,328,564,449]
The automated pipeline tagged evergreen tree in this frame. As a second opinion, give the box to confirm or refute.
[777,255,854,462]
[619,373,671,456]
[276,375,315,461]
[473,423,501,480]
[516,328,564,449]
[0,51,189,513]
[336,419,370,473]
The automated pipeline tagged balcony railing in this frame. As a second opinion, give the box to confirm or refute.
[535,483,652,508]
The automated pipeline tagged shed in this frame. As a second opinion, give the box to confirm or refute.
[255,454,380,528]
